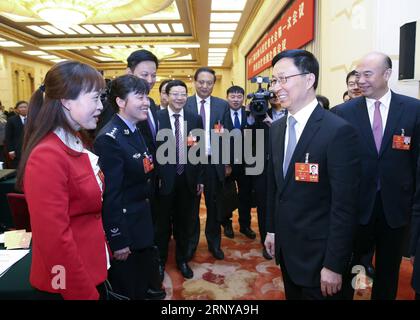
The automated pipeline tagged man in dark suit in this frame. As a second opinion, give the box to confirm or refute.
[222,85,255,240]
[155,80,204,279]
[184,67,229,260]
[157,79,171,110]
[411,164,420,300]
[333,52,420,300]
[265,49,360,300]
[5,100,27,168]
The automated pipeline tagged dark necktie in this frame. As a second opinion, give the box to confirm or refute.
[200,100,206,129]
[173,114,184,175]
[234,111,241,129]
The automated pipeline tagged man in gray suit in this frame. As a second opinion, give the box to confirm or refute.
[184,67,230,260]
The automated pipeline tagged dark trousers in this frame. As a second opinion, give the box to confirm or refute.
[155,173,195,264]
[224,172,252,229]
[108,248,154,300]
[416,293,420,300]
[187,195,201,261]
[279,250,344,300]
[252,171,268,245]
[344,192,407,300]
[203,163,224,250]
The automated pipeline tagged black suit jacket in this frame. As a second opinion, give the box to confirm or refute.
[94,115,155,252]
[266,105,360,287]
[137,98,158,155]
[185,95,229,181]
[5,115,24,159]
[333,92,420,228]
[155,108,204,195]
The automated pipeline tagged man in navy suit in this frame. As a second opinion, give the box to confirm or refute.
[5,100,27,168]
[184,67,229,260]
[333,52,420,300]
[154,80,204,279]
[265,49,360,300]
[222,85,256,240]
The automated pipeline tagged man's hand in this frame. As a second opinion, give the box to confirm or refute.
[197,184,204,196]
[264,233,275,258]
[263,115,273,127]
[8,151,16,160]
[225,165,232,177]
[320,267,342,297]
[113,247,131,261]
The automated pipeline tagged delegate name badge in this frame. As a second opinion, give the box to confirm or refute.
[295,153,319,183]
[392,129,411,151]
[143,153,154,174]
[187,133,198,147]
[214,121,224,134]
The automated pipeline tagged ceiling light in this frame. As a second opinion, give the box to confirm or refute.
[166,54,193,61]
[39,45,87,50]
[130,24,146,33]
[158,24,171,33]
[51,59,67,63]
[27,25,52,35]
[211,0,247,11]
[211,13,242,22]
[41,25,65,35]
[82,25,103,34]
[144,24,159,33]
[7,0,172,29]
[71,25,90,34]
[22,51,48,55]
[115,24,133,34]
[209,38,232,44]
[89,46,99,49]
[208,53,226,57]
[97,24,120,34]
[172,23,184,33]
[209,48,228,52]
[209,31,234,38]
[210,23,237,31]
[0,41,23,47]
[39,55,60,60]
[113,45,127,49]
[93,56,118,62]
[156,43,200,48]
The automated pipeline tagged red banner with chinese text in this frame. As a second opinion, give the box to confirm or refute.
[246,0,315,79]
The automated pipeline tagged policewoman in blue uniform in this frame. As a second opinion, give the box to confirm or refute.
[94,75,156,299]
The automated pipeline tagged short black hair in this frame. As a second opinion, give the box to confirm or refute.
[316,94,330,110]
[226,85,244,96]
[384,55,392,69]
[271,49,319,90]
[127,49,159,71]
[346,70,358,85]
[194,67,216,82]
[15,100,28,108]
[108,74,150,112]
[159,79,172,94]
[165,80,188,95]
[343,90,350,100]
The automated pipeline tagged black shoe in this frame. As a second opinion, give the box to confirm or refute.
[240,227,256,239]
[223,223,234,238]
[145,288,166,300]
[209,247,224,260]
[262,247,273,260]
[177,262,193,279]
[159,264,165,282]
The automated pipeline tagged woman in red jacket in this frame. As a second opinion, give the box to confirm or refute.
[16,61,108,300]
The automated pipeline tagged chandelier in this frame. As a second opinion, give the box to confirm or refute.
[1,0,174,28]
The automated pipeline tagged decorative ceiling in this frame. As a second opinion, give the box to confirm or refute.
[0,0,260,79]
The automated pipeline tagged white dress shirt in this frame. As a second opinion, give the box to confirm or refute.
[195,94,211,155]
[366,89,391,135]
[284,98,319,165]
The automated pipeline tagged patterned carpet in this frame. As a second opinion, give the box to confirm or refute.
[162,203,416,300]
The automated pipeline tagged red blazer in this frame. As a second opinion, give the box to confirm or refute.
[24,133,107,300]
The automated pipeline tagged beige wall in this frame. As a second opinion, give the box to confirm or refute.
[0,50,51,111]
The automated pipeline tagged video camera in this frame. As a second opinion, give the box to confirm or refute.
[247,76,274,117]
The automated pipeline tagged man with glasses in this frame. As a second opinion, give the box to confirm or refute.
[346,70,362,99]
[185,67,229,260]
[264,49,360,300]
[334,52,420,300]
[155,80,204,280]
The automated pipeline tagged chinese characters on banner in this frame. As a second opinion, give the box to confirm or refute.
[246,0,315,79]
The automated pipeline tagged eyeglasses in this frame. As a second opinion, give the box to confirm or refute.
[270,72,310,86]
[169,92,188,98]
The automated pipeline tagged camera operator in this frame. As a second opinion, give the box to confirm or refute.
[246,79,287,259]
